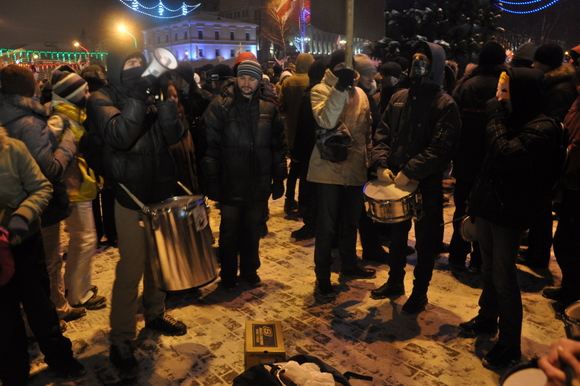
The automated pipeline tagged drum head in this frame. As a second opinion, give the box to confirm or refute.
[364,180,417,201]
[500,364,546,386]
[565,301,580,323]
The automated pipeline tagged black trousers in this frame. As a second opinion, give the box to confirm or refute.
[386,178,443,292]
[554,205,580,302]
[449,178,481,268]
[92,185,117,244]
[218,202,266,282]
[297,161,316,231]
[476,218,523,349]
[525,194,553,268]
[314,183,364,283]
[285,160,300,203]
[0,231,73,385]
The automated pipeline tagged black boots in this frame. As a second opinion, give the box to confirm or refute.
[371,280,405,299]
[402,290,428,314]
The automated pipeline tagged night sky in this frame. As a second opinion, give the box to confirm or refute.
[0,0,578,50]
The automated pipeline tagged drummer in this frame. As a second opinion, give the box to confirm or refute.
[85,46,189,376]
[369,42,461,313]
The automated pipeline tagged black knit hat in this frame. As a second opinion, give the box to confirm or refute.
[512,42,536,68]
[0,65,36,97]
[534,43,564,69]
[209,64,234,81]
[379,61,402,78]
[478,41,506,68]
[51,70,88,106]
[329,49,346,71]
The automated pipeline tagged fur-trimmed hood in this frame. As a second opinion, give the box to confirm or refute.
[544,63,576,87]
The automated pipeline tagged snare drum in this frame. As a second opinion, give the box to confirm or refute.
[564,301,580,340]
[363,180,421,224]
[499,361,547,386]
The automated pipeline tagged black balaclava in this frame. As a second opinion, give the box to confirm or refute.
[120,52,147,89]
[508,67,545,129]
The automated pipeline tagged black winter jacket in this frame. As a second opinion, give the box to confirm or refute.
[543,64,577,123]
[201,83,287,204]
[86,86,185,210]
[0,94,75,226]
[371,85,461,180]
[452,67,504,181]
[469,114,561,228]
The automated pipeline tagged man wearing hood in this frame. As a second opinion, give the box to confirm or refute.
[461,67,561,369]
[449,41,507,273]
[85,47,188,376]
[370,42,461,314]
[280,53,315,217]
[202,60,286,289]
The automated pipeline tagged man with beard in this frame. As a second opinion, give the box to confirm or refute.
[202,60,286,290]
[86,48,188,376]
[370,42,461,313]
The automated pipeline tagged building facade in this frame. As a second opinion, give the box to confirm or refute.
[142,12,258,62]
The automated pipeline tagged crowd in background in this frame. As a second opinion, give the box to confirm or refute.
[0,36,578,385]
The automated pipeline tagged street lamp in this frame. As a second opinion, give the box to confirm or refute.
[73,41,90,54]
[117,24,138,48]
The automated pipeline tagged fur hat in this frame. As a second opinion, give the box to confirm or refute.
[534,43,564,70]
[236,60,263,80]
[478,41,506,68]
[51,70,88,106]
[0,65,36,97]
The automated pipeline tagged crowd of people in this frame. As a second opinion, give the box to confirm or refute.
[0,35,578,384]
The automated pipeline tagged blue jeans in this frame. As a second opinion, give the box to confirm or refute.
[476,217,522,349]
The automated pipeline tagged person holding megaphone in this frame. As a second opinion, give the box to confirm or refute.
[85,46,187,377]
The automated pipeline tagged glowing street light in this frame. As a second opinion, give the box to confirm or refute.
[117,23,138,48]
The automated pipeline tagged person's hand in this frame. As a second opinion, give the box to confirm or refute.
[377,168,395,184]
[271,180,284,200]
[7,215,29,245]
[496,71,511,102]
[128,75,157,101]
[394,171,413,187]
[334,68,356,92]
[538,338,580,386]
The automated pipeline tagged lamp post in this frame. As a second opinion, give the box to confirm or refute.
[73,41,90,63]
[117,24,138,49]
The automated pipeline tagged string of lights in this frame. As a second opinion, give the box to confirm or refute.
[118,0,201,19]
[494,0,561,14]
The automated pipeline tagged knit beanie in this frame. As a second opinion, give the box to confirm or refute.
[209,64,234,81]
[236,60,263,80]
[354,54,377,77]
[0,65,36,97]
[512,42,536,68]
[478,41,506,68]
[51,70,88,106]
[379,61,402,78]
[534,43,564,70]
[235,51,257,67]
[329,49,346,71]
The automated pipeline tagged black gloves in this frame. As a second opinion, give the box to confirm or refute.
[127,75,157,101]
[7,215,29,245]
[334,68,356,92]
[271,180,284,200]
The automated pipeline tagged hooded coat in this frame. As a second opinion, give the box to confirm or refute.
[371,42,461,181]
[279,53,315,151]
[542,63,577,122]
[469,68,562,228]
[0,94,75,225]
[85,52,186,209]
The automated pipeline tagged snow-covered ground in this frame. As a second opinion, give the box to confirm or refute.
[27,186,565,385]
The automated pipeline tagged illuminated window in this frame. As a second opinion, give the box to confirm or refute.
[215,49,220,57]
[199,48,203,57]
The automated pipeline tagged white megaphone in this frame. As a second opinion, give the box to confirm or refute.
[142,47,178,78]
